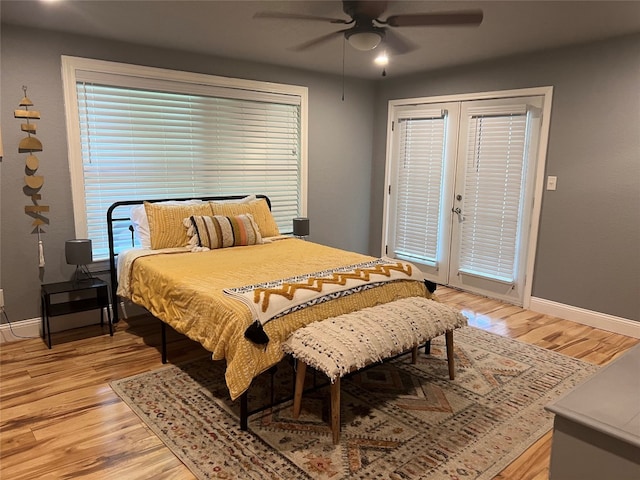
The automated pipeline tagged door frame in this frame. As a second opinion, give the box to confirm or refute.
[381,86,554,308]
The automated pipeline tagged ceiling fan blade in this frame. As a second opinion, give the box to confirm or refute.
[382,28,417,55]
[385,10,484,28]
[290,29,348,51]
[254,11,349,24]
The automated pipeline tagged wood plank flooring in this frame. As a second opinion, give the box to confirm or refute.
[1,287,638,479]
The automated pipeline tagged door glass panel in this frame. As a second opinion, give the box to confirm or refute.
[458,112,528,282]
[393,115,446,265]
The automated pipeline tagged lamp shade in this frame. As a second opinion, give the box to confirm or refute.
[293,217,310,237]
[65,239,92,265]
[346,31,383,51]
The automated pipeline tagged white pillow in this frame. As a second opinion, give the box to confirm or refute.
[130,196,256,248]
[211,194,257,204]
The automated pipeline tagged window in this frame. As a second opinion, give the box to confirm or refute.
[62,56,308,259]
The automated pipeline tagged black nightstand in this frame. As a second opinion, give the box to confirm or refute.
[40,278,113,348]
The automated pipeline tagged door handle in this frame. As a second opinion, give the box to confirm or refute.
[452,207,465,222]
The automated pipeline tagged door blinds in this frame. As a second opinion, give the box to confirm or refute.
[393,111,446,266]
[458,106,529,282]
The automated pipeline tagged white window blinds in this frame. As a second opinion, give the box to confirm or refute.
[393,111,446,265]
[458,107,528,282]
[74,81,302,259]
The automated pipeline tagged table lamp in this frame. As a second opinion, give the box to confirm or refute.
[293,217,309,239]
[65,239,93,282]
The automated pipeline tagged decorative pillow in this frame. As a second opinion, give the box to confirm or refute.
[184,214,263,251]
[131,200,205,249]
[215,194,256,204]
[144,201,213,250]
[210,198,280,237]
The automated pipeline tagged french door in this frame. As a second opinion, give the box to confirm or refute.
[384,90,550,305]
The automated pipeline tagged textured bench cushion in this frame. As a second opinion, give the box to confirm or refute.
[282,296,467,382]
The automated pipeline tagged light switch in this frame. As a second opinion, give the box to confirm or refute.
[546,176,557,191]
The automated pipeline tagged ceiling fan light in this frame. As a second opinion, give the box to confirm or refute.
[347,31,382,51]
[375,52,389,66]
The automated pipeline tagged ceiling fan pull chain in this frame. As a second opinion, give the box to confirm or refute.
[342,36,346,101]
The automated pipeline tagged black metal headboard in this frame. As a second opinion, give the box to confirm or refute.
[106,194,271,325]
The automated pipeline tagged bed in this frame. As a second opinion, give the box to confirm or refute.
[107,195,431,427]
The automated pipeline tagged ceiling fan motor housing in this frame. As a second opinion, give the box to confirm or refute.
[342,1,388,50]
[342,1,388,20]
[345,21,385,37]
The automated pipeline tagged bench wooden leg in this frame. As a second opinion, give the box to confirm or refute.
[292,361,307,418]
[330,377,341,445]
[411,345,418,364]
[445,330,455,380]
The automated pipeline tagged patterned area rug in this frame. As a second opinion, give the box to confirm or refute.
[110,326,598,479]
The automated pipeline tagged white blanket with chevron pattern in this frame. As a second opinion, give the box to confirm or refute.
[223,257,424,327]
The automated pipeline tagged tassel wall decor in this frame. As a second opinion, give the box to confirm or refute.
[14,86,50,267]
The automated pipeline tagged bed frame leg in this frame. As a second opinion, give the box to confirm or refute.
[424,339,431,355]
[161,321,167,364]
[269,366,277,409]
[240,392,248,430]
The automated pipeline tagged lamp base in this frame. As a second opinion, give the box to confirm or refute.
[72,265,95,284]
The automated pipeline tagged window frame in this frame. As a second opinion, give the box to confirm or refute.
[61,55,308,260]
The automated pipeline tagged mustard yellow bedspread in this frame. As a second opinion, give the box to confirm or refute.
[127,238,429,399]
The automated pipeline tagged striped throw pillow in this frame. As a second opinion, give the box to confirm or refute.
[184,214,263,251]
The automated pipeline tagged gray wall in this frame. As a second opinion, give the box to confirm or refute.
[1,24,638,326]
[370,34,640,321]
[0,25,374,323]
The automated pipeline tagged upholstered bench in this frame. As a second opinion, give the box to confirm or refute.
[282,296,468,444]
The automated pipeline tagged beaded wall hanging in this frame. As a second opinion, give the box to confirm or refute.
[14,86,49,267]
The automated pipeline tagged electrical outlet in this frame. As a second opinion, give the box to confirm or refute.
[0,288,4,309]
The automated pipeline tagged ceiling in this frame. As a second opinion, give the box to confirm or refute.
[2,0,640,79]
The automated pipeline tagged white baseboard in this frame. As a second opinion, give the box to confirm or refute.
[0,309,111,344]
[3,300,637,344]
[0,317,42,343]
[530,297,640,339]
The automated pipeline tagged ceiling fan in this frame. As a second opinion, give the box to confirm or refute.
[255,1,483,54]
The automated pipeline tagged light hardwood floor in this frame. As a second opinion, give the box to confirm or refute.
[1,286,637,479]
